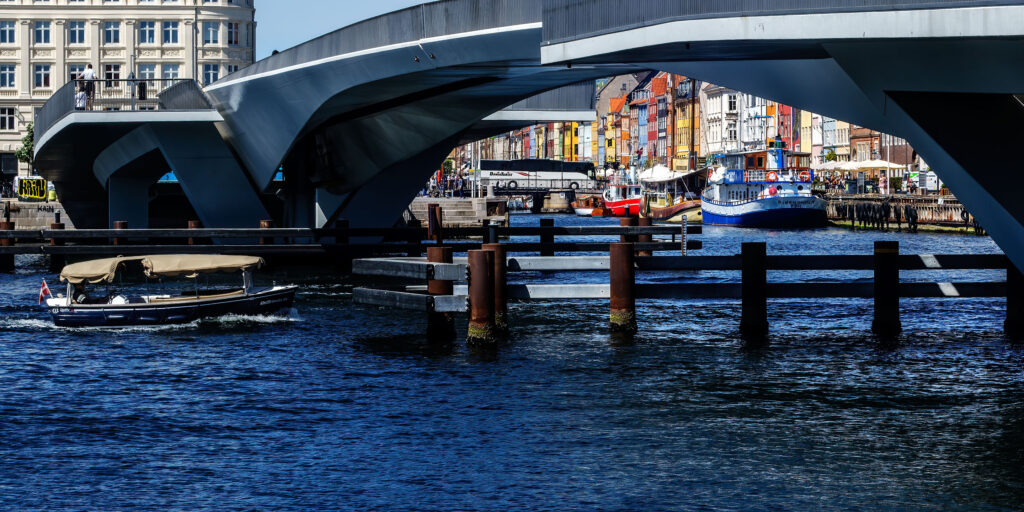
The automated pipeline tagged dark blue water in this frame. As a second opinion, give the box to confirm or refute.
[2,216,1022,511]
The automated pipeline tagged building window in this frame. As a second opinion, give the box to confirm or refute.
[33,64,50,88]
[0,108,14,131]
[68,20,85,44]
[162,22,178,44]
[203,22,218,44]
[104,63,120,86]
[226,64,239,74]
[162,64,179,79]
[728,95,737,112]
[0,21,14,44]
[138,21,155,44]
[0,64,13,88]
[34,22,51,44]
[68,63,84,82]
[137,63,156,86]
[104,22,120,44]
[202,63,218,85]
[227,22,239,46]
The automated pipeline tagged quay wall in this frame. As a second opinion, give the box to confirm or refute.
[1,200,75,230]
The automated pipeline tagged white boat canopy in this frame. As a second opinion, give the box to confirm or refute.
[60,254,265,284]
[639,164,703,184]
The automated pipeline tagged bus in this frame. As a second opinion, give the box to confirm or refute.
[473,159,598,191]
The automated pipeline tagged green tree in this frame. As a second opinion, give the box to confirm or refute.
[824,149,837,162]
[14,123,33,172]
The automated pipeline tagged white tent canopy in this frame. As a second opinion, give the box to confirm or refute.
[639,164,691,183]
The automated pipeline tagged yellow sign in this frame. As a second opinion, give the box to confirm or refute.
[18,178,47,200]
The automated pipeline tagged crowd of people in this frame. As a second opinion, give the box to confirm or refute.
[422,168,469,198]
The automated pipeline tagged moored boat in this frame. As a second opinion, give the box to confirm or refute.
[44,254,297,327]
[601,170,643,217]
[571,194,603,217]
[701,149,827,228]
[640,165,705,224]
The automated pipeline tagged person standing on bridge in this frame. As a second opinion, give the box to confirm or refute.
[79,64,97,110]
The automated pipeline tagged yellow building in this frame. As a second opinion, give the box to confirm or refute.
[799,110,813,153]
[673,92,700,171]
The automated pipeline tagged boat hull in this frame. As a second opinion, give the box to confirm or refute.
[49,287,297,327]
[574,208,594,217]
[603,198,642,217]
[644,200,702,224]
[702,196,828,228]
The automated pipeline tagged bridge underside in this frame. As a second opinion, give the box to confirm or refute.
[539,1,1024,268]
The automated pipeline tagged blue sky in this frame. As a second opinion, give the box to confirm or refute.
[254,0,424,59]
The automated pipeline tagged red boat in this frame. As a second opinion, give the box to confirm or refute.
[601,183,643,217]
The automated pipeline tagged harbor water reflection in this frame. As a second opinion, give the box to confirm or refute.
[0,214,1021,511]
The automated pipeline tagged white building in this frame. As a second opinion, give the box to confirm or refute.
[0,0,256,181]
[699,82,738,157]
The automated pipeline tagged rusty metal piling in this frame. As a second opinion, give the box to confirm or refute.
[609,242,637,334]
[467,249,496,346]
[483,243,508,334]
[48,213,65,273]
[637,216,653,257]
[426,246,456,342]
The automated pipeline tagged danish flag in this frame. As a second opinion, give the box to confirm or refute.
[38,279,51,305]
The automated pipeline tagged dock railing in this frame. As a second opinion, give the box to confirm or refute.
[0,214,702,272]
[353,240,1018,346]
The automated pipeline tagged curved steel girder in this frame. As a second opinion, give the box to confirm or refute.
[205,24,546,191]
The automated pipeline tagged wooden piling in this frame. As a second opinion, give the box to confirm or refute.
[259,219,273,245]
[426,246,456,342]
[48,218,65,273]
[112,220,128,246]
[637,216,653,257]
[0,219,14,272]
[620,216,637,243]
[483,243,508,333]
[609,242,637,334]
[872,240,902,337]
[467,249,496,346]
[1006,259,1023,340]
[540,218,554,256]
[740,242,768,338]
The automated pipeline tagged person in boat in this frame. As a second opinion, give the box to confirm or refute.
[72,283,89,305]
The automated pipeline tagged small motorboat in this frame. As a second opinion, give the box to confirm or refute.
[571,194,603,217]
[44,254,297,327]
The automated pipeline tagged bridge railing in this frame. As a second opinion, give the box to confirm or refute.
[542,0,1023,44]
[34,78,212,144]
